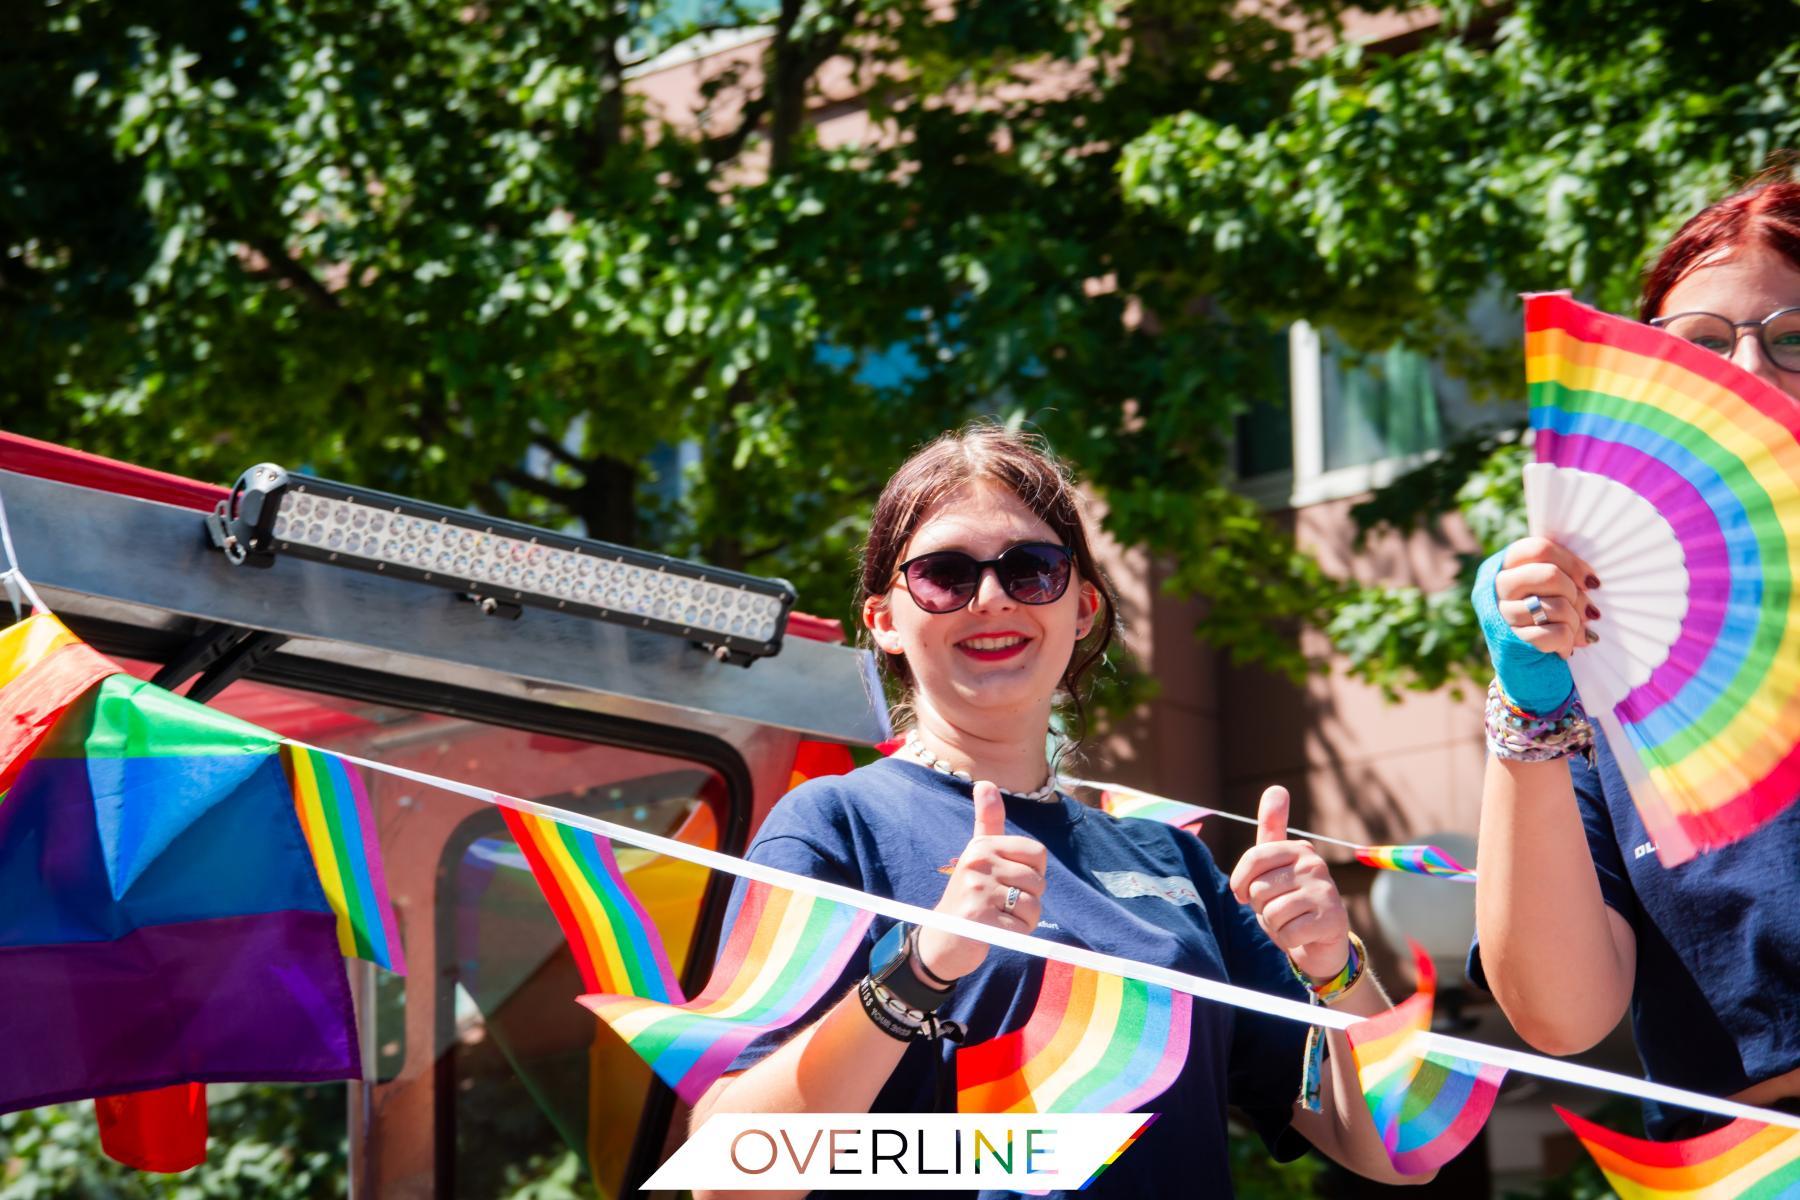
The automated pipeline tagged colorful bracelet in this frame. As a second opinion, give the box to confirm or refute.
[1293,932,1367,1114]
[1293,931,1366,1003]
[1485,677,1595,762]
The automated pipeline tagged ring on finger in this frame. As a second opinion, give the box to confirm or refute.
[1524,594,1550,627]
[1004,886,1021,912]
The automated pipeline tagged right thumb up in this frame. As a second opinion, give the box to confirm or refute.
[972,779,1006,839]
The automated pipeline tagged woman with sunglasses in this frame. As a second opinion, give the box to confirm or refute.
[1470,174,1800,1139]
[690,425,1419,1198]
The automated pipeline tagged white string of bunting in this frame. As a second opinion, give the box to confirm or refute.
[320,742,1800,1133]
[0,474,1787,1136]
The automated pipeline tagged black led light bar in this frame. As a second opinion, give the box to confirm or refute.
[206,463,795,665]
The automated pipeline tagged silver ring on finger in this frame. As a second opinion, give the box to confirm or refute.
[1524,593,1550,627]
[1004,886,1021,912]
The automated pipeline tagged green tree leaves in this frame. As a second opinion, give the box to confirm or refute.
[10,0,1786,702]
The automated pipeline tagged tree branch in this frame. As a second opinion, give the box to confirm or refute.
[765,0,860,174]
[237,234,343,312]
[587,28,626,177]
[498,464,583,504]
[530,432,588,471]
[702,93,772,164]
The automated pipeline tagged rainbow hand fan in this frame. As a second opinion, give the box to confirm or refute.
[1525,293,1800,865]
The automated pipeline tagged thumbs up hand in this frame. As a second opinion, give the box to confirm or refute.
[1228,786,1351,984]
[915,780,1050,983]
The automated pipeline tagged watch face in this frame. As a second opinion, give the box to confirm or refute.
[870,922,908,980]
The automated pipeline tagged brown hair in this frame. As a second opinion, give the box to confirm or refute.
[858,423,1121,745]
[1640,166,1800,319]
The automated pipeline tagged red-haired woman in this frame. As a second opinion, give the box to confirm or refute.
[1471,175,1800,1137]
[691,425,1423,1198]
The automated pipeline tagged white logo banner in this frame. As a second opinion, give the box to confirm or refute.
[645,1112,1157,1192]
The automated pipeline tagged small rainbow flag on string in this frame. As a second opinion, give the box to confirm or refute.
[501,806,679,1002]
[1098,786,1209,831]
[284,745,406,973]
[956,960,1191,1114]
[578,880,872,1104]
[1353,844,1476,882]
[1557,1105,1800,1198]
[1347,946,1506,1175]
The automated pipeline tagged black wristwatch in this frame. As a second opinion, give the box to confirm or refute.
[867,922,954,1013]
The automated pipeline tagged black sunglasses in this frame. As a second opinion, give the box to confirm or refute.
[893,542,1074,614]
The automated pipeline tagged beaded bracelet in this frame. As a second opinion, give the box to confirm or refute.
[1485,677,1595,762]
[857,977,966,1044]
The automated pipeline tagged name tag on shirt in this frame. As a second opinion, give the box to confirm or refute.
[1094,870,1202,907]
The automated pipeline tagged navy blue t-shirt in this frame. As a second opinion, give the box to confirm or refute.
[718,756,1313,1199]
[1469,739,1800,1137]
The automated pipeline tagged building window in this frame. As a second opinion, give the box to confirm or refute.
[1240,319,1522,509]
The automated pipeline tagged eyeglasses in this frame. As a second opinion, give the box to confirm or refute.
[1649,307,1800,373]
[893,542,1074,614]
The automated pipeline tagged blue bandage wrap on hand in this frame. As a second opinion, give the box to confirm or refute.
[1473,547,1574,717]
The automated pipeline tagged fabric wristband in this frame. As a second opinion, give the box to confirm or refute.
[1472,547,1575,716]
[1294,933,1367,1114]
[1485,677,1595,762]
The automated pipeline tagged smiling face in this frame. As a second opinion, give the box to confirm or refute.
[1657,241,1800,405]
[864,478,1098,733]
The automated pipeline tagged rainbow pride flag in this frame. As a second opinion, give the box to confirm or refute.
[0,614,405,1116]
[0,613,115,795]
[1558,1105,1800,1198]
[578,880,872,1105]
[956,960,1192,1114]
[1353,844,1476,882]
[501,806,679,1002]
[1098,786,1209,831]
[1527,293,1800,862]
[1346,946,1506,1175]
[789,738,856,791]
[284,744,406,973]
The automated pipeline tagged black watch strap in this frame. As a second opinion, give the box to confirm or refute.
[869,923,954,1013]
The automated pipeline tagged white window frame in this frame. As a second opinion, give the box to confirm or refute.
[1246,320,1445,511]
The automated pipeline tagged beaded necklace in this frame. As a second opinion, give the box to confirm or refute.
[902,734,1061,803]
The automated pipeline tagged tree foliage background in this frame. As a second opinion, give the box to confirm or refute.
[5,0,1798,683]
[7,0,1795,1191]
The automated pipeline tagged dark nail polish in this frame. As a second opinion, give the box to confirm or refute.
[1585,575,1601,589]
[1586,629,1600,644]
[1586,605,1601,620]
